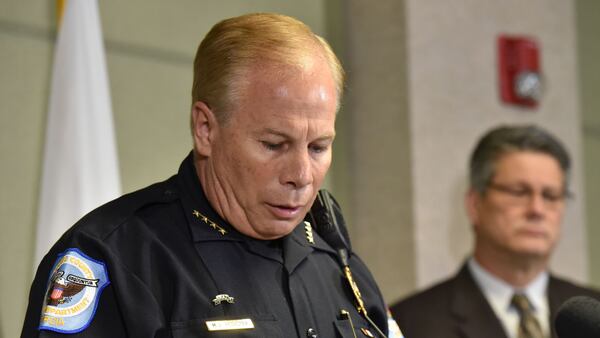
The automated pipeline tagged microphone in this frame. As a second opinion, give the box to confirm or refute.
[555,295,600,338]
[305,190,352,265]
[305,190,388,338]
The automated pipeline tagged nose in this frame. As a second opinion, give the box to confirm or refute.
[525,192,546,218]
[281,149,313,189]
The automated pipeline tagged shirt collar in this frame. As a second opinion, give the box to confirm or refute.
[468,257,514,312]
[468,257,549,312]
[518,269,549,312]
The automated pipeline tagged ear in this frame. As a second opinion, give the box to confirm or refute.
[191,101,218,157]
[465,188,482,228]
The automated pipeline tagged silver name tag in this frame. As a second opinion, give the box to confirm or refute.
[206,318,255,331]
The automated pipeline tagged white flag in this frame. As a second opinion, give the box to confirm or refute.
[34,0,121,267]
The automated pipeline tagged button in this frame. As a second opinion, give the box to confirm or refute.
[306,327,317,338]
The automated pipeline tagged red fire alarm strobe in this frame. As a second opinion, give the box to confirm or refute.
[498,35,542,108]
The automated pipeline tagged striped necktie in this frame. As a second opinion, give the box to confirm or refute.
[511,293,544,338]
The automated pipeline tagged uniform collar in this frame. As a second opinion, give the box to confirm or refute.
[282,219,339,273]
[176,152,338,269]
[176,152,244,243]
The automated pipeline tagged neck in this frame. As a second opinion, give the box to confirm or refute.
[473,248,548,288]
[194,155,267,239]
[194,156,229,222]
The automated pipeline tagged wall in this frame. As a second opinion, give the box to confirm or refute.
[341,0,589,303]
[0,3,54,337]
[341,0,416,300]
[0,2,328,337]
[577,0,600,289]
[407,0,586,290]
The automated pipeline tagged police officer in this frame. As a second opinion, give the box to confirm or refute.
[22,13,400,337]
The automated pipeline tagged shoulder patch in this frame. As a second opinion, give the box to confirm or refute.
[39,248,110,333]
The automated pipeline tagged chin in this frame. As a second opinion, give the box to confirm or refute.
[256,221,300,240]
[513,245,552,258]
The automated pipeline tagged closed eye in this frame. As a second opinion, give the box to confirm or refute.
[506,188,529,197]
[542,190,566,203]
[309,143,329,154]
[261,141,283,151]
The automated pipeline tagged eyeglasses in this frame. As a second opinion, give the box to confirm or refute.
[486,182,570,209]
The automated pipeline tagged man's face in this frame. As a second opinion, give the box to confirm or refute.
[469,151,566,260]
[197,59,337,240]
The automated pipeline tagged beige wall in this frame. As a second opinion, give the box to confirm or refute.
[0,3,54,337]
[577,0,600,289]
[340,0,417,300]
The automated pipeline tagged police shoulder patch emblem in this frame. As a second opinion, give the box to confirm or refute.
[39,248,110,333]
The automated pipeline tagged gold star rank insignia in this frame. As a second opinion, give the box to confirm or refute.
[304,221,314,244]
[191,210,227,235]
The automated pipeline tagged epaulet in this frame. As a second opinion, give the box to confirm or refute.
[70,174,180,239]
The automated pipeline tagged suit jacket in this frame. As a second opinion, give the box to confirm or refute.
[390,263,600,338]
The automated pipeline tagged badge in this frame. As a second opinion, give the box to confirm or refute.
[206,318,254,331]
[39,248,110,333]
[212,294,235,306]
[304,221,314,244]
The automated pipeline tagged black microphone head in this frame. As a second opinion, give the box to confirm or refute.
[305,190,352,253]
[555,295,600,338]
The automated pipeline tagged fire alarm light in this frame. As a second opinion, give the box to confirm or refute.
[498,35,542,108]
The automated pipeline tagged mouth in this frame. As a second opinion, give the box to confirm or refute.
[266,203,305,220]
[518,228,547,238]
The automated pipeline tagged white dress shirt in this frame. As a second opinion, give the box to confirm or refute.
[468,257,550,338]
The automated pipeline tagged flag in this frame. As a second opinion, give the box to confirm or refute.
[34,0,121,267]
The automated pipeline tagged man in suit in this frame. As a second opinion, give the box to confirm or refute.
[390,125,600,338]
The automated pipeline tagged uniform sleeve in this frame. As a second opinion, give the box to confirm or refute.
[22,284,128,337]
[21,232,167,337]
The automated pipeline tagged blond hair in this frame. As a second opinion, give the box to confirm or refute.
[191,12,344,125]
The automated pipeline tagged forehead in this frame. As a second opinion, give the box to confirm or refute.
[232,60,337,118]
[492,151,564,186]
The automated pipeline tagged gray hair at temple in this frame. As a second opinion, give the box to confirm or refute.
[469,125,571,193]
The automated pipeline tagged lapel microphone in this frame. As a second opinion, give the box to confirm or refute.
[306,190,388,338]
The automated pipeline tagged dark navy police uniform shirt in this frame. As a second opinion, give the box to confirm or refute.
[22,153,388,337]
